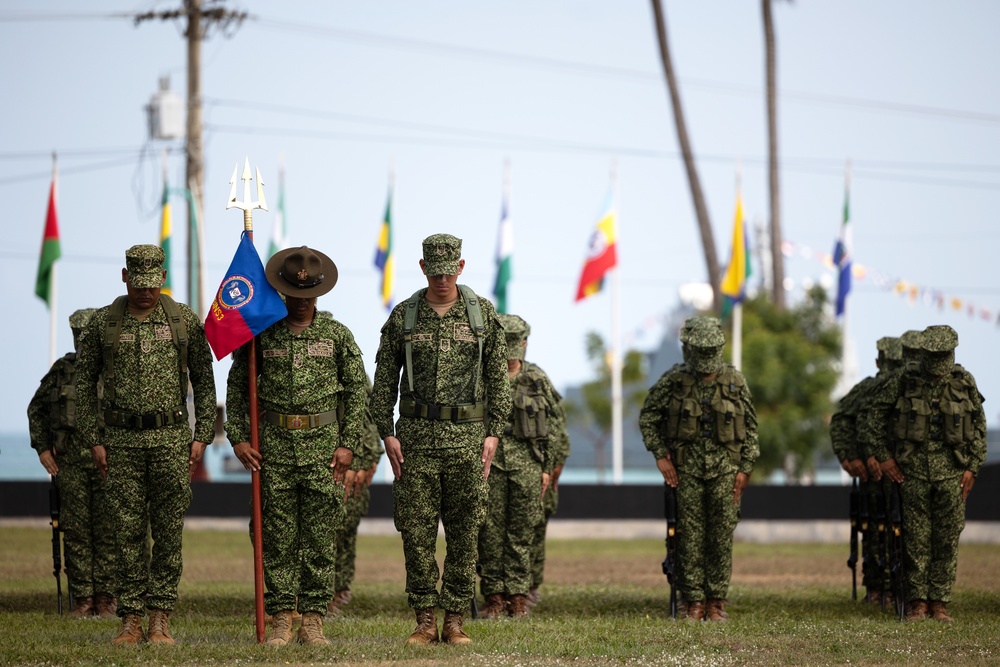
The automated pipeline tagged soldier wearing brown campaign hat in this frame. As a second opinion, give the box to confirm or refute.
[265,245,338,299]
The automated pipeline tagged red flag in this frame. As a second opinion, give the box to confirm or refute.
[575,194,617,302]
[35,170,62,308]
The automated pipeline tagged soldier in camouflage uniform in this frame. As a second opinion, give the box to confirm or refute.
[862,325,986,622]
[528,392,569,607]
[372,233,512,646]
[639,316,759,622]
[76,245,216,644]
[28,308,117,618]
[227,246,367,646]
[829,336,902,604]
[477,314,567,619]
[328,374,384,615]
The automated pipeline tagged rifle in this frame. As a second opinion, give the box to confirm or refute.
[888,482,906,621]
[847,478,859,601]
[660,484,678,619]
[875,490,888,611]
[470,562,482,620]
[858,482,871,601]
[48,478,63,615]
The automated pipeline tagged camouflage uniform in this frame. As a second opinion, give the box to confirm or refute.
[27,308,116,612]
[863,325,986,614]
[478,314,565,613]
[76,245,216,622]
[371,234,512,616]
[332,376,384,601]
[829,336,901,599]
[639,317,758,613]
[531,392,569,594]
[226,310,367,616]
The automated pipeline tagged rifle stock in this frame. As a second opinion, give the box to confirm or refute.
[661,485,678,619]
[889,482,906,621]
[847,478,859,601]
[48,478,63,616]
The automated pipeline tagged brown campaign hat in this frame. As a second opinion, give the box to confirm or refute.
[265,245,338,298]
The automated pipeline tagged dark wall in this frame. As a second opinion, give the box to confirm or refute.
[4,463,998,521]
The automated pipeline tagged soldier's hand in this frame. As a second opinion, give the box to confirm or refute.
[960,470,976,502]
[845,458,868,481]
[482,436,499,480]
[541,471,551,499]
[91,445,108,480]
[189,440,208,474]
[880,458,905,484]
[866,456,883,481]
[330,447,353,484]
[367,462,378,487]
[38,449,59,476]
[733,471,750,504]
[232,441,262,472]
[552,463,564,491]
[343,469,359,499]
[384,436,403,480]
[656,456,678,488]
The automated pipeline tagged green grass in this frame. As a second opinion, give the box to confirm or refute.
[1,526,999,665]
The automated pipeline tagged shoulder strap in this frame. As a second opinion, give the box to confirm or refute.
[158,294,190,403]
[458,285,484,398]
[402,289,423,395]
[102,296,129,406]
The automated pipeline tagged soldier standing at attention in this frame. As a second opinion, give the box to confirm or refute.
[639,316,758,622]
[478,313,567,619]
[28,308,117,619]
[864,325,986,622]
[76,244,216,644]
[372,233,511,646]
[227,246,367,645]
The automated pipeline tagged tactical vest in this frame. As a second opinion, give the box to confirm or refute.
[508,365,551,463]
[892,370,976,464]
[664,365,747,464]
[402,284,484,399]
[47,354,77,452]
[102,294,190,427]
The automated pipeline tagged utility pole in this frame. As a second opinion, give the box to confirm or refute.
[135,0,247,316]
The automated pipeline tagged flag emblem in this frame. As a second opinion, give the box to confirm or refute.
[220,277,253,309]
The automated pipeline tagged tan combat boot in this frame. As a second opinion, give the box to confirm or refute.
[905,599,928,621]
[686,600,705,621]
[527,587,541,607]
[95,593,118,619]
[479,593,506,620]
[111,613,145,645]
[69,596,95,619]
[147,609,174,645]
[297,611,331,645]
[266,609,295,646]
[327,589,352,615]
[929,601,954,622]
[441,610,471,645]
[406,607,439,645]
[706,599,728,622]
[507,594,531,618]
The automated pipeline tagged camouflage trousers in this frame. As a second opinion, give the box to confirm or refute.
[677,471,740,601]
[393,446,487,612]
[478,462,544,596]
[57,458,116,600]
[901,475,965,603]
[861,476,893,594]
[260,461,344,615]
[334,483,371,592]
[106,441,191,615]
[531,482,559,588]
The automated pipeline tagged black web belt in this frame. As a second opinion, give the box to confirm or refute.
[104,405,188,430]
[399,399,485,423]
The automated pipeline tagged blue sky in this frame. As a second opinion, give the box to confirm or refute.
[2,0,998,442]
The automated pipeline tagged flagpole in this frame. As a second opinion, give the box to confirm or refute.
[841,160,852,385]
[226,158,268,643]
[48,154,58,366]
[610,159,623,486]
[732,166,743,370]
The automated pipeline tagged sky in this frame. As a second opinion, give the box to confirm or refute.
[2,0,999,445]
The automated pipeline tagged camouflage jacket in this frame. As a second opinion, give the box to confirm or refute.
[494,360,569,474]
[354,376,385,470]
[861,363,986,481]
[639,362,759,479]
[371,287,512,448]
[225,311,367,466]
[829,374,880,462]
[76,298,216,449]
[27,352,91,464]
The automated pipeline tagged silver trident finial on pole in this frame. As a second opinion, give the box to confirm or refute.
[226,156,268,232]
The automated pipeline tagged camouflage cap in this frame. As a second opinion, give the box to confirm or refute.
[680,315,725,348]
[900,329,924,351]
[421,233,462,276]
[498,313,531,360]
[68,308,96,330]
[125,244,166,289]
[921,324,958,352]
[876,336,902,361]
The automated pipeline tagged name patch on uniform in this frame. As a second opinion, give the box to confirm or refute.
[308,340,334,357]
[263,349,287,358]
[118,333,135,343]
[155,325,173,341]
[454,323,475,342]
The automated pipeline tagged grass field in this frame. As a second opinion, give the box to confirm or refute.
[2,525,999,666]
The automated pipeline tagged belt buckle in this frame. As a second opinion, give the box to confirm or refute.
[426,404,441,420]
[289,416,303,429]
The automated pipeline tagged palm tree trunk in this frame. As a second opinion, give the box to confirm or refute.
[650,0,721,314]
[763,0,785,309]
